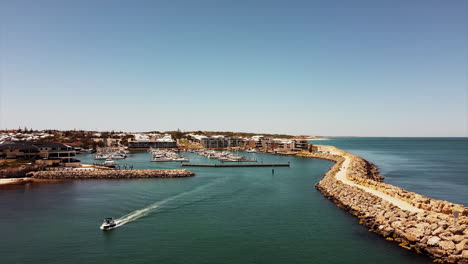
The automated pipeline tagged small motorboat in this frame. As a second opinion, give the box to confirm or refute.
[171,157,190,162]
[102,159,116,168]
[100,217,117,230]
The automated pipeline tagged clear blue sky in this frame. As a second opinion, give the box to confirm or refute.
[1,0,467,136]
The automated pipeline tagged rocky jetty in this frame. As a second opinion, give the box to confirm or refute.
[299,146,468,264]
[29,169,195,179]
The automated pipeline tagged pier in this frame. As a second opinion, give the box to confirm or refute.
[181,163,289,167]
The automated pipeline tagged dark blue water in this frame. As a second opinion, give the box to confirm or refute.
[313,137,468,205]
[0,151,433,264]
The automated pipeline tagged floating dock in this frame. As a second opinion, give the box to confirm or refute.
[181,163,290,167]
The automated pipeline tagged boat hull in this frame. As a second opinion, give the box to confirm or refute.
[100,223,117,231]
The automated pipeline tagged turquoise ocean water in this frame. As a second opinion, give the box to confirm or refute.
[2,138,465,264]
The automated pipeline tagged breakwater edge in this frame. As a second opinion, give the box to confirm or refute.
[300,145,467,263]
[29,169,195,179]
[0,169,195,185]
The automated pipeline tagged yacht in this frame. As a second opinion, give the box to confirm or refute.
[94,153,110,160]
[111,153,127,159]
[171,157,189,162]
[102,159,116,168]
[100,218,117,230]
[150,149,189,162]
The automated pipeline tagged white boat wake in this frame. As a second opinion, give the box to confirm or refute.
[111,180,220,228]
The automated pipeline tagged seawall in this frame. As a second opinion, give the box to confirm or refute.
[298,145,467,264]
[29,169,195,179]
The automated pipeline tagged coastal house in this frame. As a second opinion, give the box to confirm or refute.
[0,142,81,167]
[0,142,41,159]
[64,142,83,152]
[309,144,319,152]
[249,136,264,149]
[201,136,229,149]
[197,135,246,149]
[260,138,309,152]
[186,134,207,143]
[227,137,245,148]
[128,134,177,150]
[293,139,309,151]
[263,139,294,152]
[104,137,123,147]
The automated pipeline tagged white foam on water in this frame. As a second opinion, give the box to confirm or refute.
[112,179,220,228]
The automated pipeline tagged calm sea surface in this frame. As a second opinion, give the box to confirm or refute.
[2,138,464,264]
[316,137,468,205]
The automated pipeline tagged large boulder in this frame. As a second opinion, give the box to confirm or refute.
[438,240,455,252]
[455,240,467,254]
[433,226,446,236]
[426,247,445,258]
[391,221,403,229]
[403,227,424,242]
[439,231,454,241]
[428,236,441,246]
[452,235,465,244]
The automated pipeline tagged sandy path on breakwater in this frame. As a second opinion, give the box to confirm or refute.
[329,148,424,213]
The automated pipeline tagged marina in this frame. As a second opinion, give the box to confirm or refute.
[1,139,467,264]
[191,149,257,162]
[2,0,465,262]
[92,160,134,170]
[93,149,128,160]
[149,149,189,162]
[181,163,290,167]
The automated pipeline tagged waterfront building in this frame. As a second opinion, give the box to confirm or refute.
[103,137,126,147]
[63,142,83,152]
[0,142,40,159]
[187,134,207,143]
[308,144,319,152]
[196,135,246,149]
[201,136,229,149]
[228,137,245,148]
[0,142,80,166]
[251,136,264,149]
[260,138,309,152]
[128,134,177,150]
[293,139,309,151]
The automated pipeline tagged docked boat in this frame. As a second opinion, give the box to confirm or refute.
[100,218,117,230]
[194,149,256,162]
[151,157,173,162]
[171,157,189,162]
[150,149,189,162]
[94,153,111,160]
[94,150,127,160]
[111,153,127,159]
[102,159,116,168]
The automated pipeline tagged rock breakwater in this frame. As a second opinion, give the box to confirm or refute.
[29,169,195,179]
[299,146,467,263]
